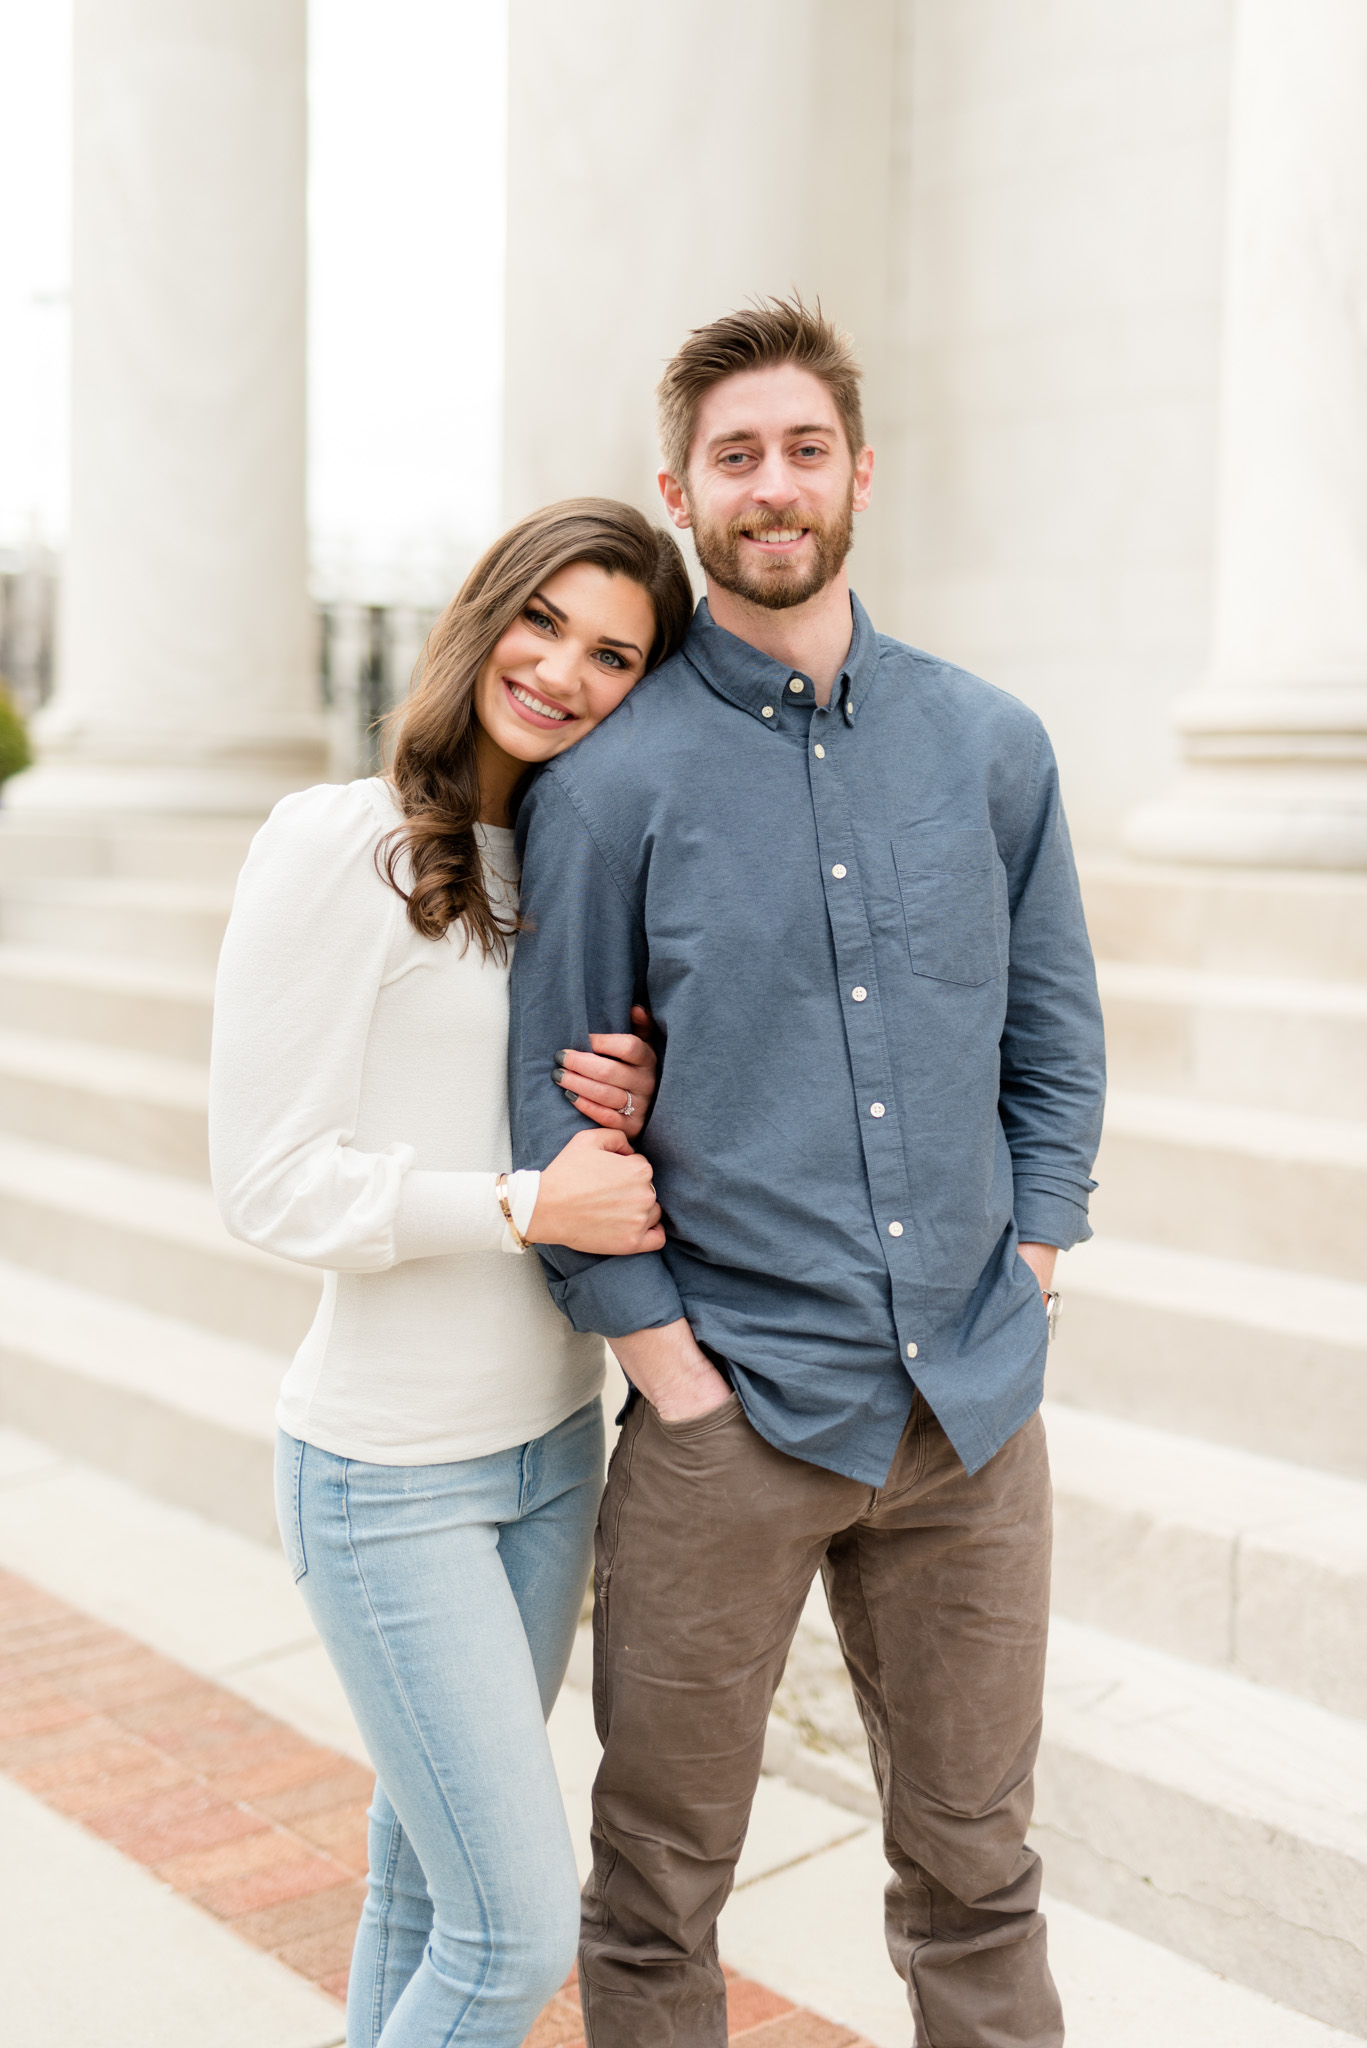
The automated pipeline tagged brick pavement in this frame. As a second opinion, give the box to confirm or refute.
[0,1566,876,2044]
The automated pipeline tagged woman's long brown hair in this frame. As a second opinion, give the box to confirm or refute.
[381,498,693,956]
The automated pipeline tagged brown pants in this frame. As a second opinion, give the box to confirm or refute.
[579,1391,1062,2048]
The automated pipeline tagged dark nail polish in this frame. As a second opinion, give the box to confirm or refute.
[566,1091,579,1104]
[553,1066,565,1083]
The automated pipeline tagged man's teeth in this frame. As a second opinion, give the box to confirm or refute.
[510,683,570,721]
[751,529,807,544]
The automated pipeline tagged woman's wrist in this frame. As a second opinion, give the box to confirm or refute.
[497,1169,540,1254]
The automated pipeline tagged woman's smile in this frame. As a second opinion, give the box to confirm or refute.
[502,676,576,728]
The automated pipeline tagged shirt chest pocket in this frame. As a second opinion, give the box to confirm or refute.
[892,828,1009,986]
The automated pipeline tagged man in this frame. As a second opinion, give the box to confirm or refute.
[509,297,1105,2048]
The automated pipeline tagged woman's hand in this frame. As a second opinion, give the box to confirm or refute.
[554,1004,657,1140]
[526,1128,664,1256]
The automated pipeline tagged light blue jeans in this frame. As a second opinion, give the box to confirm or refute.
[275,1399,604,2047]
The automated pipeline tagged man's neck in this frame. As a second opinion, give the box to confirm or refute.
[703,569,854,707]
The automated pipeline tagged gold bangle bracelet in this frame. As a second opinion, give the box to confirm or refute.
[495,1172,529,1251]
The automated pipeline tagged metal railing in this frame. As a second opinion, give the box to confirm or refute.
[318,601,440,780]
[0,549,59,714]
[0,562,442,784]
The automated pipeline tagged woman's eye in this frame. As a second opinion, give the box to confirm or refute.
[524,607,554,631]
[595,649,626,669]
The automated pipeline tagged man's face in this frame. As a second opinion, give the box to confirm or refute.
[660,364,873,611]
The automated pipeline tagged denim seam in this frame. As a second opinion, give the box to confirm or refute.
[368,1805,406,2047]
[337,1457,497,2042]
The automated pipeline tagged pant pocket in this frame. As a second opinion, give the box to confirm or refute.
[274,1430,309,1583]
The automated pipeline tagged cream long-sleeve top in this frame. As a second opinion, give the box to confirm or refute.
[209,776,604,1464]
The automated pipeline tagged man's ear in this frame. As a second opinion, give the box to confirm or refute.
[657,469,692,531]
[852,444,875,515]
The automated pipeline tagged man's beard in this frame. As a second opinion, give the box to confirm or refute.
[689,487,855,611]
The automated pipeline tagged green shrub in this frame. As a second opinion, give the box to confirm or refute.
[0,679,32,787]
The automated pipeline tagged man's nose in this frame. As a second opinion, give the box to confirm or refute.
[750,450,801,505]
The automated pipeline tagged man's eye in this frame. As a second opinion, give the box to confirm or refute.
[796,444,824,459]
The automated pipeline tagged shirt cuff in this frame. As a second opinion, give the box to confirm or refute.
[393,1171,511,1261]
[1014,1184,1093,1252]
[544,1249,686,1338]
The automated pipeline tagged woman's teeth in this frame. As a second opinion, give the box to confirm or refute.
[509,683,571,721]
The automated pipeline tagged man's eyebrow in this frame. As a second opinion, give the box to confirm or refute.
[704,422,837,451]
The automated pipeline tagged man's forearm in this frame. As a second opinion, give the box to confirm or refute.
[608,1319,732,1423]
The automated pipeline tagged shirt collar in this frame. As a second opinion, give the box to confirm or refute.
[681,592,880,727]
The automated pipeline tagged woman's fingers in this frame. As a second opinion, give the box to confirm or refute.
[567,1095,637,1134]
[563,1038,654,1083]
[556,1068,635,1111]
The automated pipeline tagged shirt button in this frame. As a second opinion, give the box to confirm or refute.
[789,677,804,693]
[761,706,774,719]
[851,986,867,1002]
[831,863,847,878]
[888,1221,903,1237]
[906,1342,918,1360]
[813,743,825,758]
[870,1101,886,1117]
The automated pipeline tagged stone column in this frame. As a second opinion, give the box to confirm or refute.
[500,0,899,619]
[8,0,323,817]
[1126,0,1367,869]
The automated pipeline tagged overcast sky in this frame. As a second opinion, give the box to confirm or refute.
[0,1,507,602]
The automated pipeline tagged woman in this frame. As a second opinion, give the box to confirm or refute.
[209,500,694,2047]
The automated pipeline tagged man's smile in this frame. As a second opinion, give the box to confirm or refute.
[741,526,811,553]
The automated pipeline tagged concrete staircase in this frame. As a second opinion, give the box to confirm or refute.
[0,816,319,1544]
[771,857,1367,2037]
[2,815,1366,2031]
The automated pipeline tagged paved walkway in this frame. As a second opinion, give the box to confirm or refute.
[0,1426,1360,2048]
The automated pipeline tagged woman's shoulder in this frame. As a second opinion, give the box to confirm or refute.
[242,779,402,896]
[254,777,397,854]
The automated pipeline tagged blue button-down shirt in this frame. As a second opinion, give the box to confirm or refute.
[509,597,1105,1483]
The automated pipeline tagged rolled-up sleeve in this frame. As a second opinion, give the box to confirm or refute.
[999,730,1107,1249]
[509,772,686,1336]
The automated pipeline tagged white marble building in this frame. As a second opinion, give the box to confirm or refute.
[0,0,1364,2034]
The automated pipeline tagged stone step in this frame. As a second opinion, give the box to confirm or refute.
[0,877,234,971]
[780,1586,1367,2031]
[0,944,214,1061]
[0,1131,320,1351]
[1098,959,1367,1119]
[0,812,258,887]
[1046,1402,1367,1719]
[1035,1617,1367,2035]
[1092,1088,1367,1282]
[1049,1235,1367,1480]
[0,1025,208,1176]
[1079,855,1367,983]
[0,1257,282,1546]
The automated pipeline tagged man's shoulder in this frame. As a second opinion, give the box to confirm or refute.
[543,651,711,794]
[871,631,1046,744]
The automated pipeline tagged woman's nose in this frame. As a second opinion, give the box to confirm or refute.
[534,648,576,693]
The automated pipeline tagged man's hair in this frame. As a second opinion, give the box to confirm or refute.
[657,295,865,484]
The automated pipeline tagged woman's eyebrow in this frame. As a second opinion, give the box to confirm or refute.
[600,635,645,658]
[528,589,568,622]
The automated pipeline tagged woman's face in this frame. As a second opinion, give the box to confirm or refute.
[473,561,658,767]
